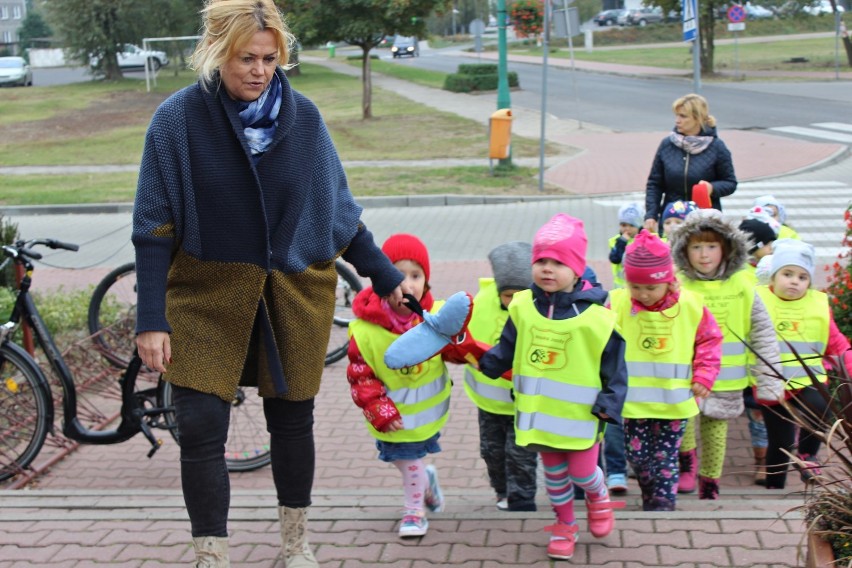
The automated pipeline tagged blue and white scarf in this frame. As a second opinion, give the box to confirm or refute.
[236,73,282,157]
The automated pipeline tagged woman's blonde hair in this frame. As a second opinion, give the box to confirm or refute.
[672,93,716,132]
[191,0,296,85]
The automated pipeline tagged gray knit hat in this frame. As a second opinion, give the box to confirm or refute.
[488,241,533,292]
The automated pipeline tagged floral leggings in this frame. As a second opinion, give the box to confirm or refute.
[624,418,686,509]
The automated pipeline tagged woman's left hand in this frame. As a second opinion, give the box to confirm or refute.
[699,180,713,195]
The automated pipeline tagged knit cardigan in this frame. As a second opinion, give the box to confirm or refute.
[132,68,402,402]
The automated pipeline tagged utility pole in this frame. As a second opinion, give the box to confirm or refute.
[496,0,512,166]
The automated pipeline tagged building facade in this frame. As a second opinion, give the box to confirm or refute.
[0,0,27,54]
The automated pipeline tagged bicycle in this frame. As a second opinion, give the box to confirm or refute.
[0,238,270,484]
[88,259,363,368]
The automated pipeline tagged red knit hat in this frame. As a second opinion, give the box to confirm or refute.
[624,231,675,284]
[381,233,430,281]
[532,214,587,278]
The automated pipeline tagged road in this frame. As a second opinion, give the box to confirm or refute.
[371,46,852,132]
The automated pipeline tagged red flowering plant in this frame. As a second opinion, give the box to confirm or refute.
[823,204,852,339]
[510,0,544,39]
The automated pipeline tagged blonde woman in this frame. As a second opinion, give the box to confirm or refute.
[133,1,405,565]
[643,94,737,233]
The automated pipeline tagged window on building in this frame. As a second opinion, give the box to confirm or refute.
[13,5,22,18]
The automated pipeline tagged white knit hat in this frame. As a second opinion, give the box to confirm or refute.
[770,239,815,280]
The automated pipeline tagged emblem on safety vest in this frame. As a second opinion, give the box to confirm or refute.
[638,320,674,354]
[526,327,570,371]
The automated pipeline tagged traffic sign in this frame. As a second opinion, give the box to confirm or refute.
[682,0,697,42]
[727,4,746,23]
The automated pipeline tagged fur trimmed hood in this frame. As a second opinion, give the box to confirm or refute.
[669,211,751,280]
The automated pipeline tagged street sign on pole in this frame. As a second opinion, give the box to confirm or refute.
[682,0,697,42]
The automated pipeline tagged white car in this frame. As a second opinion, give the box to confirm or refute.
[803,0,845,14]
[91,44,169,71]
[0,56,33,87]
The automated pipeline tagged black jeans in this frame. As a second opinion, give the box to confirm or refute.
[762,386,829,489]
[172,385,315,537]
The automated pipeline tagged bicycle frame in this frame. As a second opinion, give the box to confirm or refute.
[4,250,144,446]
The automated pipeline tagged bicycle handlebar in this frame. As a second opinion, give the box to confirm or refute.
[2,238,79,262]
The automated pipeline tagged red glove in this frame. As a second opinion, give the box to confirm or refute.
[692,182,712,209]
[441,328,491,365]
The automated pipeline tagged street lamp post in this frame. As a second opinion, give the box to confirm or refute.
[497,0,512,166]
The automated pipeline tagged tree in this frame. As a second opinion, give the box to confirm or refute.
[17,8,52,51]
[38,0,192,80]
[655,0,718,75]
[280,0,450,119]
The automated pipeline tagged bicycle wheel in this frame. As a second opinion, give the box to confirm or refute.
[325,260,362,365]
[160,381,271,472]
[87,262,136,368]
[0,342,52,483]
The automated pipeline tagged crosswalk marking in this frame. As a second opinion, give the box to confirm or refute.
[813,122,852,134]
[769,124,852,144]
[770,125,852,144]
[592,180,852,259]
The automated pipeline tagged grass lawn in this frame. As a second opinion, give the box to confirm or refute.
[0,62,565,205]
[513,37,845,72]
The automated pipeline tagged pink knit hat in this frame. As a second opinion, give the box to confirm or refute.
[624,231,675,284]
[532,214,587,277]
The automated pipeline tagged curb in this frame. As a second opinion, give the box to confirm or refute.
[0,193,623,217]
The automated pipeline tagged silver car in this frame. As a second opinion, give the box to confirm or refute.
[0,56,33,87]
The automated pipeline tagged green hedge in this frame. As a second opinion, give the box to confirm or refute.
[443,70,519,93]
[456,63,498,75]
[443,64,520,93]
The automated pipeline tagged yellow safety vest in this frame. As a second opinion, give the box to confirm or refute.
[609,288,703,420]
[741,264,758,285]
[779,225,800,240]
[508,290,616,450]
[678,269,753,392]
[755,287,829,390]
[349,309,451,443]
[608,234,632,289]
[463,278,514,415]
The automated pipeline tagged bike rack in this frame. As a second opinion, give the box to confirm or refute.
[4,328,150,489]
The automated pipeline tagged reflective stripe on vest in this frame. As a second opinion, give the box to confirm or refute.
[508,290,616,450]
[678,270,753,391]
[756,286,830,390]
[464,368,514,405]
[463,278,515,415]
[609,288,702,420]
[349,315,451,443]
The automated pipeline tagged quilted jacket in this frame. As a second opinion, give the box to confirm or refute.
[645,127,738,222]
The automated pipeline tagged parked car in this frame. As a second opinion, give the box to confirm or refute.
[802,0,845,14]
[616,9,633,24]
[0,56,32,87]
[91,44,170,71]
[593,8,628,25]
[626,6,665,25]
[745,3,776,18]
[391,36,419,58]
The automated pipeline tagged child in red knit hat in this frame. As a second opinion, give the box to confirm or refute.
[346,233,448,538]
[607,231,722,511]
[479,214,628,561]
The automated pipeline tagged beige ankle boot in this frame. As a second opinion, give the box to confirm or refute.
[192,536,230,567]
[279,506,318,568]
